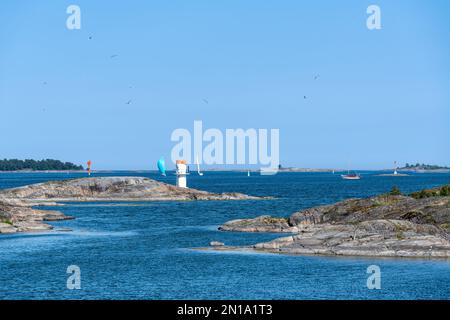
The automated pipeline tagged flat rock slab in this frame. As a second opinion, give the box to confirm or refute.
[0,176,261,202]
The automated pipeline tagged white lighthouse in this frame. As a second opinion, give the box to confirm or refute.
[175,160,189,188]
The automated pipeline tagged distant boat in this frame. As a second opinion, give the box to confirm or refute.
[341,171,361,180]
[196,155,203,176]
[247,170,250,177]
[157,157,166,176]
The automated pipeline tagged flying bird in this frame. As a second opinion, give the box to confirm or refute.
[110,54,119,59]
[125,100,132,105]
[202,99,209,104]
[314,75,320,80]
[304,96,307,99]
[88,36,93,40]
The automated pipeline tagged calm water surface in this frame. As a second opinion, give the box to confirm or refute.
[0,171,449,299]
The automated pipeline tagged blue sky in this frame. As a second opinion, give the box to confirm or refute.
[1,0,449,170]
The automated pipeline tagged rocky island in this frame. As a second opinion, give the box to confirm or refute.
[0,176,260,234]
[216,186,450,258]
[399,163,450,173]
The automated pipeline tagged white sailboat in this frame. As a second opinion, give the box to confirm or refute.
[341,170,361,180]
[196,155,204,176]
[341,162,361,180]
[247,170,250,177]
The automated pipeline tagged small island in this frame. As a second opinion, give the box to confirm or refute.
[0,176,262,234]
[213,186,450,258]
[399,163,450,172]
[0,159,84,171]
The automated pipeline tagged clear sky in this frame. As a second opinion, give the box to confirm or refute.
[1,0,449,170]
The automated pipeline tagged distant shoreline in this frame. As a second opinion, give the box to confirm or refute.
[1,168,449,174]
[0,170,86,174]
[397,169,450,173]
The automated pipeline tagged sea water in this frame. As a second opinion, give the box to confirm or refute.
[0,171,449,299]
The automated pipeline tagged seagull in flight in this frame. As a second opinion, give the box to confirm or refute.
[314,75,320,80]
[202,99,209,104]
[110,54,119,59]
[125,100,132,105]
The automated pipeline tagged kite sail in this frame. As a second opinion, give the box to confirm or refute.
[157,157,166,176]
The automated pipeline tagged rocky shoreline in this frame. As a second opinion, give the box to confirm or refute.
[0,202,73,234]
[216,187,450,258]
[0,176,261,234]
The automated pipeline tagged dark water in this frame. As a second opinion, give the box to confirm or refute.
[0,171,449,299]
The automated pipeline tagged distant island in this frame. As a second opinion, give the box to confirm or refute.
[0,159,84,171]
[399,163,450,171]
[273,165,335,173]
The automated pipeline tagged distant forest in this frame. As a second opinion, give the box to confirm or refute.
[0,159,84,171]
[402,163,450,170]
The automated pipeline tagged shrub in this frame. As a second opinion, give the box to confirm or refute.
[440,186,450,196]
[410,188,440,199]
[389,186,402,196]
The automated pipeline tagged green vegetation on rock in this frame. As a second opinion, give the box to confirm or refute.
[440,186,450,197]
[262,217,289,224]
[410,185,450,199]
[389,186,402,196]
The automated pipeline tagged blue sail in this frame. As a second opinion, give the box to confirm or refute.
[157,157,166,176]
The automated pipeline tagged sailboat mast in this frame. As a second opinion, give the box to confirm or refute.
[196,155,203,176]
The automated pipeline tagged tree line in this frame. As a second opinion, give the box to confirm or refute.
[0,159,84,171]
[403,163,449,170]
